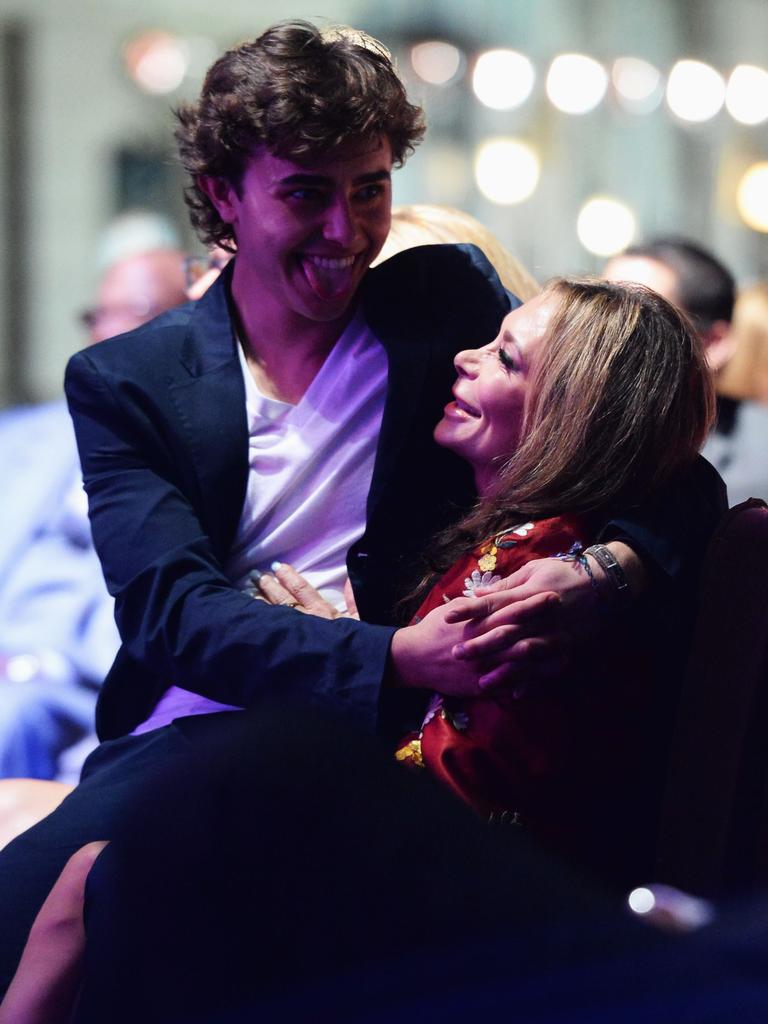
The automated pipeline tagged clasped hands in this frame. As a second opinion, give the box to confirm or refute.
[254,557,606,699]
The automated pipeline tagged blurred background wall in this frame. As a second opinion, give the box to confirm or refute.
[1,0,767,406]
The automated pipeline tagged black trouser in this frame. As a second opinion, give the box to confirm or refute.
[0,705,637,1022]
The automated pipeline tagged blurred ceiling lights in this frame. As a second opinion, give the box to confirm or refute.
[546,54,608,114]
[474,137,540,204]
[410,40,464,86]
[577,197,637,256]
[123,31,190,94]
[737,163,768,232]
[726,64,768,125]
[471,49,535,110]
[122,24,768,132]
[611,57,663,114]
[666,59,725,122]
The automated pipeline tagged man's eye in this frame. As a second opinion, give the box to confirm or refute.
[355,184,385,202]
[498,347,518,371]
[287,188,326,202]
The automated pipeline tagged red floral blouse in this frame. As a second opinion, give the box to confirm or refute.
[396,514,654,875]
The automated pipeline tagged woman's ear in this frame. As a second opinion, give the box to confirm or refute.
[702,320,736,374]
[197,175,238,225]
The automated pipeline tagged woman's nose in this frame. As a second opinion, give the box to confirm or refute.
[454,348,480,376]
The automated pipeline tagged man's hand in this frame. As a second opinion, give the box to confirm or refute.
[389,590,559,697]
[442,555,605,692]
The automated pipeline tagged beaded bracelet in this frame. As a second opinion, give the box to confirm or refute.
[554,541,600,592]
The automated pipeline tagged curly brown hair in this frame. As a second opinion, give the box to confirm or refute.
[175,21,425,250]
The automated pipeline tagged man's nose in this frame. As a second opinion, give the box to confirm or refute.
[323,196,359,247]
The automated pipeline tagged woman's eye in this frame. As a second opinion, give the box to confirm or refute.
[498,347,518,371]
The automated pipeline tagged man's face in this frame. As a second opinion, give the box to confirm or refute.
[602,255,681,308]
[204,137,393,327]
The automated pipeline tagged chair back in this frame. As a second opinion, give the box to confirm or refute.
[655,498,768,894]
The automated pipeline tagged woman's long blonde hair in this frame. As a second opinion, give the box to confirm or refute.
[424,277,715,573]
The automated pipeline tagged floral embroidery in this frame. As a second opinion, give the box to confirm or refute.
[488,810,524,826]
[463,569,502,597]
[422,693,443,727]
[394,738,425,769]
[441,706,470,731]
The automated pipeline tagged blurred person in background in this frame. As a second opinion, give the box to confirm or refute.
[701,282,768,503]
[603,237,736,374]
[602,237,768,503]
[0,247,188,783]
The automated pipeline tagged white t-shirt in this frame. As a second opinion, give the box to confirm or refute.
[132,308,388,734]
[225,306,388,608]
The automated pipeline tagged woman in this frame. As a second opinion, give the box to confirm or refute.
[258,277,715,879]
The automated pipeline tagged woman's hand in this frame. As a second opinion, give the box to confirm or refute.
[253,564,359,620]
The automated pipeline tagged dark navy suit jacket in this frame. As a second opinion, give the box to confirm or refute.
[65,245,514,739]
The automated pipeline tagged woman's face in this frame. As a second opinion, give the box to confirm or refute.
[434,292,556,495]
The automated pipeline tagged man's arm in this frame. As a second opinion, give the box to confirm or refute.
[65,351,498,730]
[65,350,403,728]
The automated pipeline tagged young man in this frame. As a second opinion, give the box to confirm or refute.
[0,22,725,994]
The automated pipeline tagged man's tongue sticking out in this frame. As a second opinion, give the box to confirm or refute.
[301,254,357,300]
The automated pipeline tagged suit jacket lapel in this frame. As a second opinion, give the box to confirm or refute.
[362,266,430,519]
[168,263,249,558]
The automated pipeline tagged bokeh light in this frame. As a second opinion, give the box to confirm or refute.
[546,54,608,114]
[612,57,663,113]
[123,31,190,94]
[411,41,464,86]
[666,59,725,122]
[577,196,637,256]
[474,138,540,205]
[472,49,535,110]
[737,163,768,232]
[628,887,656,915]
[726,64,768,125]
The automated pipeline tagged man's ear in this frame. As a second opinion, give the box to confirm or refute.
[702,320,736,373]
[197,175,238,224]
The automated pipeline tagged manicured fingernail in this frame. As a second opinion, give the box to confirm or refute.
[452,643,466,659]
[249,569,263,582]
[270,561,283,572]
